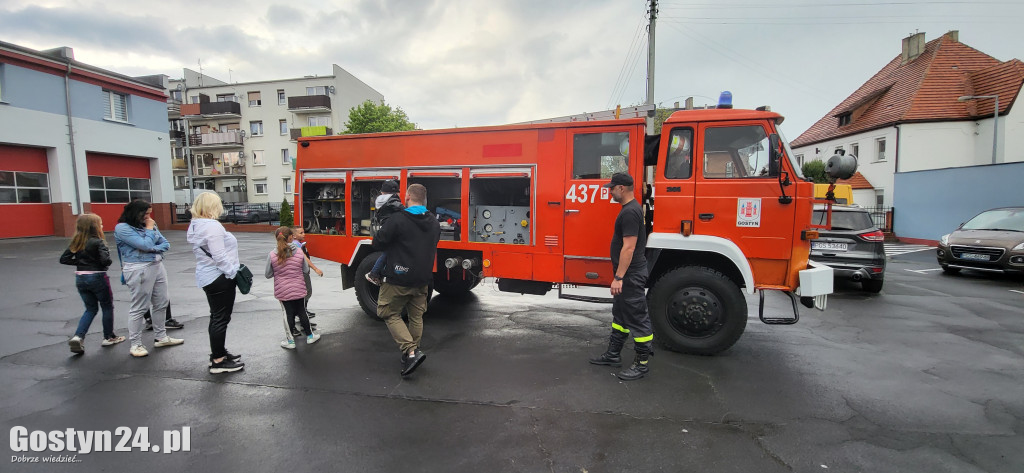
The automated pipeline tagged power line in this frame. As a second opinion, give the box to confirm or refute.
[659,1,1021,8]
[615,34,649,107]
[606,13,649,109]
[660,18,1020,25]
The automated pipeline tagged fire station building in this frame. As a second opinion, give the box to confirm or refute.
[0,41,172,238]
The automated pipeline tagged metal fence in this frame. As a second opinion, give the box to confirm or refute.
[862,206,894,232]
[174,202,285,225]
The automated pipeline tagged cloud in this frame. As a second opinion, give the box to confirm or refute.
[265,4,305,28]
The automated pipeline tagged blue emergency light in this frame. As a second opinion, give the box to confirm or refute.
[717,91,733,109]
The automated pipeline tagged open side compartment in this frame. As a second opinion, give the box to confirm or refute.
[468,169,532,245]
[409,171,463,241]
[301,171,346,235]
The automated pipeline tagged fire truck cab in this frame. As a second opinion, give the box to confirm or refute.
[295,104,849,355]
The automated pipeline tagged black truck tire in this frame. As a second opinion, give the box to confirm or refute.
[648,266,747,355]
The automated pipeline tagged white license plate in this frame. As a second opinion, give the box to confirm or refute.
[959,253,990,261]
[812,242,848,251]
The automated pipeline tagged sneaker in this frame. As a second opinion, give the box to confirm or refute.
[144,320,153,331]
[101,336,126,347]
[307,333,321,345]
[209,358,244,374]
[164,318,184,329]
[68,336,84,354]
[154,336,184,347]
[280,340,296,350]
[401,349,426,376]
[365,272,381,286]
[130,345,149,357]
[290,328,302,338]
[306,311,316,318]
[208,353,243,366]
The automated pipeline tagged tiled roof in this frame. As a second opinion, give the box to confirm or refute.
[837,172,874,190]
[793,33,1024,147]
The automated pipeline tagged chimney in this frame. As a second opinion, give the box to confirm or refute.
[901,32,926,65]
[946,30,959,42]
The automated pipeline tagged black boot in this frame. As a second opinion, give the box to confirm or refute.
[589,335,626,366]
[616,351,651,381]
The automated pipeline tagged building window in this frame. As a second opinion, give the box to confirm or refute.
[875,189,885,207]
[189,95,199,104]
[876,138,886,161]
[216,93,236,102]
[248,91,261,107]
[252,150,265,166]
[834,146,844,155]
[279,120,288,135]
[0,171,50,203]
[277,89,286,105]
[281,149,290,165]
[838,113,851,126]
[851,143,859,159]
[308,115,331,127]
[306,86,327,96]
[796,154,804,167]
[254,180,268,195]
[88,176,150,203]
[170,90,182,102]
[283,178,292,194]
[174,176,186,189]
[103,90,128,122]
[250,121,263,136]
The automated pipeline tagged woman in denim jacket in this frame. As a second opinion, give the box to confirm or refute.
[114,200,184,358]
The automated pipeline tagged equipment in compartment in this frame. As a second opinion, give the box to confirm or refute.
[469,205,530,245]
[302,181,346,235]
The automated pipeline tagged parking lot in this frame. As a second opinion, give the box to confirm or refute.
[1,232,1022,472]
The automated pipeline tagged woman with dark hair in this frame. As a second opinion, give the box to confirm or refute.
[114,200,184,358]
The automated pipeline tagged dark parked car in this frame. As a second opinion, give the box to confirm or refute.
[937,206,1024,275]
[811,204,886,292]
[219,203,280,223]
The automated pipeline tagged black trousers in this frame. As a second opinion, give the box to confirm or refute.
[610,270,654,354]
[202,274,236,360]
[282,299,312,334]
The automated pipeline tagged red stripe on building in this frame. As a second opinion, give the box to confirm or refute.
[0,144,48,172]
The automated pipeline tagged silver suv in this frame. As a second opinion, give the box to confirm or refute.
[811,205,887,293]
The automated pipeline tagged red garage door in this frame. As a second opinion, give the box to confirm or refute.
[0,144,54,238]
[86,153,152,232]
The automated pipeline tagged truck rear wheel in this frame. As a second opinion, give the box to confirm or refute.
[354,252,433,320]
[648,266,747,355]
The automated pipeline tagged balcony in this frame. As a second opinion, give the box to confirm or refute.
[172,158,187,170]
[188,131,244,149]
[287,95,331,113]
[290,126,333,141]
[169,129,185,139]
[181,101,242,119]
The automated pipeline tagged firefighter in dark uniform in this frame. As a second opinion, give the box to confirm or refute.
[589,172,653,380]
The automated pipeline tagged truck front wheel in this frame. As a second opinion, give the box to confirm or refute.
[648,266,747,355]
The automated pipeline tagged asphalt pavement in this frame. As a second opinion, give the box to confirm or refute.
[1,233,1022,472]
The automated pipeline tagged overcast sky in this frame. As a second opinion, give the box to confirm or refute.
[2,0,1023,137]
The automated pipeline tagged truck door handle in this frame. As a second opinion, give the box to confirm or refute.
[565,210,580,214]
[699,213,714,221]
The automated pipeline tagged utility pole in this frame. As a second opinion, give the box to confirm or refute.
[645,0,658,134]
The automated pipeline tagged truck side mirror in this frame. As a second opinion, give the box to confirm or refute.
[768,134,781,177]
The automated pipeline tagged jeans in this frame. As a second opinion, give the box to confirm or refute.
[370,253,387,276]
[74,273,115,339]
[203,274,236,360]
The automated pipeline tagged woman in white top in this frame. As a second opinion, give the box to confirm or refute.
[186,192,244,374]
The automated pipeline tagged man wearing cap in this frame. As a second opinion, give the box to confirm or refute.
[589,172,654,380]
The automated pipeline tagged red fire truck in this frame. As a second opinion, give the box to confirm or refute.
[295,101,854,355]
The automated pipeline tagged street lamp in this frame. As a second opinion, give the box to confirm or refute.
[958,94,999,164]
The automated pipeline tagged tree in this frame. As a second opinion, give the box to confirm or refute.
[343,100,416,134]
[279,198,293,226]
[801,160,829,184]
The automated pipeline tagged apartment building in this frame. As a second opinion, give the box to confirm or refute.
[0,41,172,238]
[167,65,383,206]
